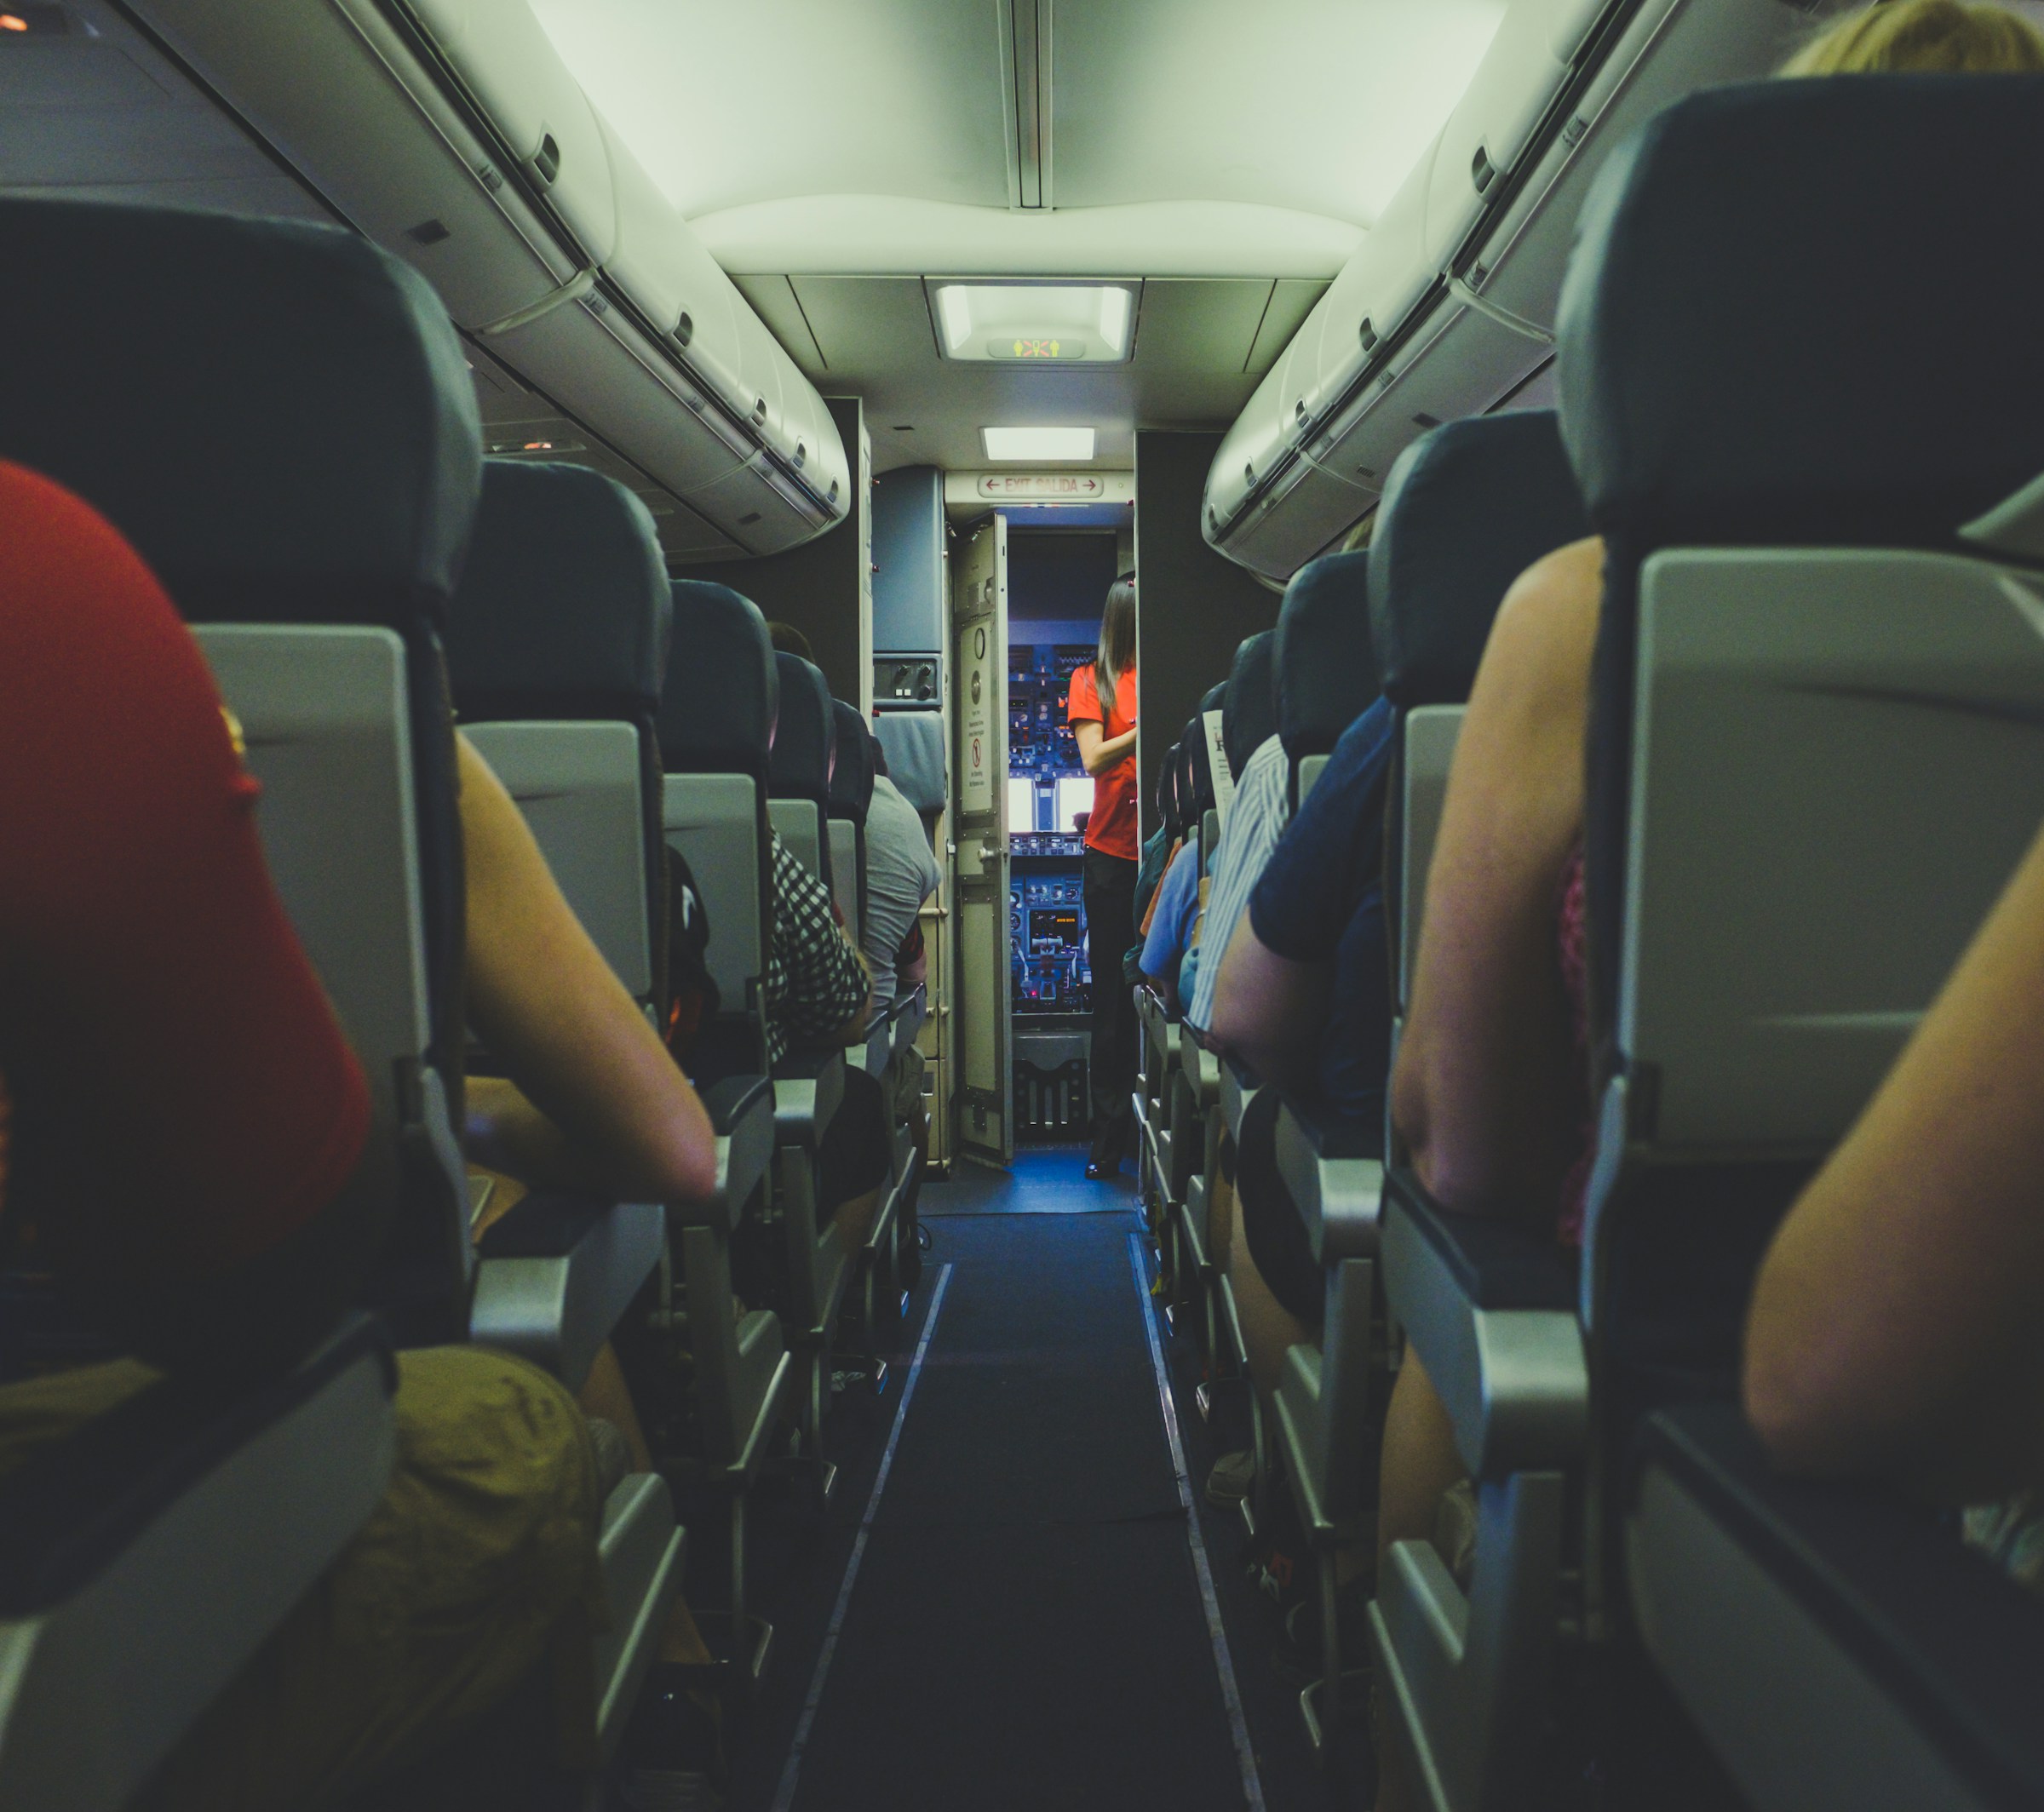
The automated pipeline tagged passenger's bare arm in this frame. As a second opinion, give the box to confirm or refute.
[458,733,717,1203]
[1744,817,2044,1500]
[1390,537,1604,1222]
[1209,913,1328,1095]
[1074,718,1138,777]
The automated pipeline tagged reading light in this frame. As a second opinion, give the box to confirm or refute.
[929,280,1140,364]
[0,14,29,27]
[982,427,1096,462]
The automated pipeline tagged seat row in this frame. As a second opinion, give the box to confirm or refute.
[1138,70,2044,1812]
[0,194,931,1810]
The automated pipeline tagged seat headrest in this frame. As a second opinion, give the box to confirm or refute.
[1221,631,1278,777]
[661,582,777,777]
[1368,414,1589,708]
[1156,756,1181,841]
[1200,681,1228,717]
[770,653,835,802]
[0,198,479,626]
[1557,77,2044,558]
[1276,550,1375,755]
[446,462,670,721]
[829,700,875,823]
[875,710,946,815]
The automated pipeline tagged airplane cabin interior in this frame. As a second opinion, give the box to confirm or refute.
[3,1,2044,1809]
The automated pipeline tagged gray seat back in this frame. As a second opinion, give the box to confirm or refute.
[662,582,779,1067]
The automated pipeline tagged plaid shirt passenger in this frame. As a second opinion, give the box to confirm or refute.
[764,832,868,1066]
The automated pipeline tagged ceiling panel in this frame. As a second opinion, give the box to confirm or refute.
[1053,0,1507,222]
[1246,278,1329,373]
[530,0,1011,216]
[732,274,825,370]
[789,276,936,376]
[1133,278,1273,376]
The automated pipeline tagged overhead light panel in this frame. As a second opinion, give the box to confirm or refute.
[930,279,1140,364]
[982,426,1096,462]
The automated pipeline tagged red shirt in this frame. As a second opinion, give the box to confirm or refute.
[0,461,370,1290]
[1066,662,1139,862]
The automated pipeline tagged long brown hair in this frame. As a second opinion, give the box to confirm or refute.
[1093,572,1137,720]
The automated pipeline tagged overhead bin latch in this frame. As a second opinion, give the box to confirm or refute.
[1444,273,1555,348]
[474,267,599,338]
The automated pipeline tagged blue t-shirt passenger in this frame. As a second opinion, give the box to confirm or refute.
[1139,839,1201,996]
[1245,697,1397,1128]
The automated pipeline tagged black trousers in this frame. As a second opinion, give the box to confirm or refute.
[1083,846,1139,1168]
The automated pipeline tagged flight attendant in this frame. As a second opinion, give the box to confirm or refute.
[1067,572,1140,1178]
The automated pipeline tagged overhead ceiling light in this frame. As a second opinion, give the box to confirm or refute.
[930,280,1140,364]
[982,426,1096,462]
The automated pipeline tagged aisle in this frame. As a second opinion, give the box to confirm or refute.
[749,1159,1266,1812]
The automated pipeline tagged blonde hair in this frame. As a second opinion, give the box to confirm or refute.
[1782,0,2044,74]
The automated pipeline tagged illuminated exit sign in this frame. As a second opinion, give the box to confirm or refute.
[944,471,1134,509]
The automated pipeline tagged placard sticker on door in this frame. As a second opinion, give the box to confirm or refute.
[962,620,993,814]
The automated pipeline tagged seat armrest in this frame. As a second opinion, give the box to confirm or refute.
[0,1316,396,1812]
[675,1075,773,1230]
[1381,1167,1586,1477]
[1629,1403,2044,1812]
[1272,1094,1383,1264]
[1221,1056,1260,1144]
[771,1046,846,1149]
[472,1194,666,1390]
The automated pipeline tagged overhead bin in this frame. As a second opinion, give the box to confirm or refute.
[130,0,847,560]
[1203,0,1800,580]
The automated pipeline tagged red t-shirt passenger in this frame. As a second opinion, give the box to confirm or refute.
[1066,662,1139,863]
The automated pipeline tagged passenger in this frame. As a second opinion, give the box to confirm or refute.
[1743,810,2044,1578]
[1137,837,1202,1014]
[1203,697,1398,1607]
[859,731,942,1024]
[1183,675,1289,1039]
[1379,11,2044,1803]
[0,462,704,1809]
[762,817,883,1249]
[1069,573,1140,1178]
[766,618,815,661]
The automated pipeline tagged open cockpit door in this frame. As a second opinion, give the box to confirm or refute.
[950,513,1013,1167]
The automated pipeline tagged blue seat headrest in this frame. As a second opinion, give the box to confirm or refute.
[875,710,946,815]
[1199,681,1228,718]
[770,653,835,803]
[1221,631,1278,777]
[829,700,875,823]
[0,198,479,626]
[662,582,777,777]
[1277,550,1375,756]
[446,462,670,721]
[1369,414,1589,709]
[1558,76,2044,557]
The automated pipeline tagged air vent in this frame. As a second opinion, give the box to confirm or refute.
[675,311,692,348]
[1356,466,1375,479]
[1471,145,1496,194]
[738,511,762,527]
[1412,412,1441,430]
[1358,318,1379,354]
[405,218,451,246]
[531,133,560,186]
